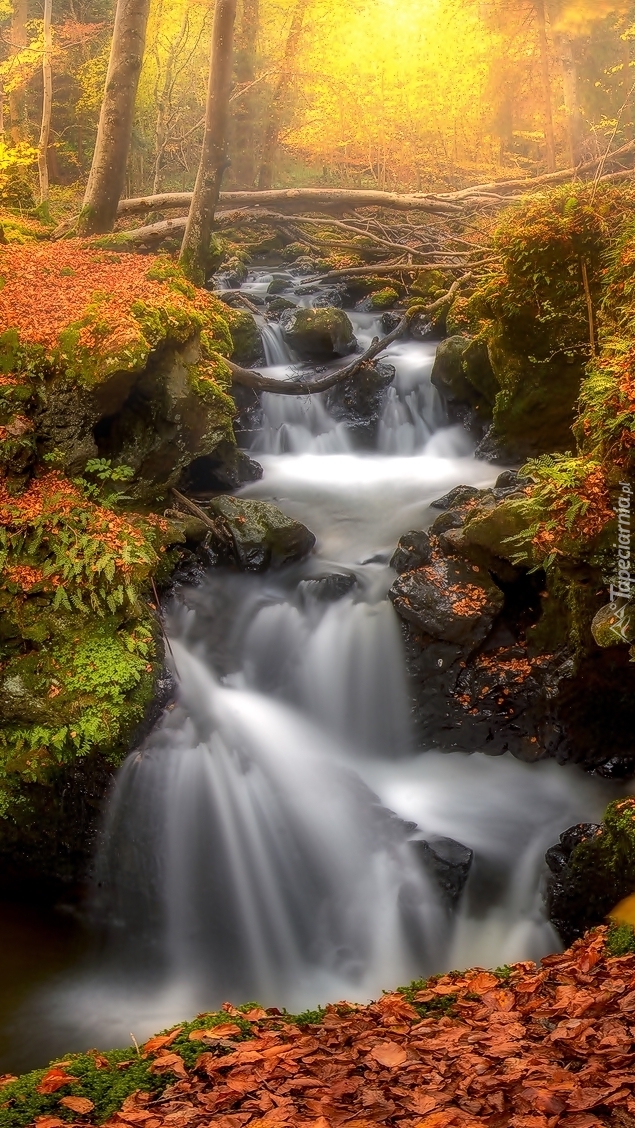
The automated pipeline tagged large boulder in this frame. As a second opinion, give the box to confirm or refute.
[207,496,316,571]
[280,306,357,359]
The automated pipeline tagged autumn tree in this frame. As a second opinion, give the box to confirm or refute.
[257,0,310,191]
[76,0,152,234]
[179,0,237,283]
[8,0,27,140]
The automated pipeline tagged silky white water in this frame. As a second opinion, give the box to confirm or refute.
[9,268,626,1064]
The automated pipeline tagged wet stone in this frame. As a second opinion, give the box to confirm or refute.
[391,530,433,574]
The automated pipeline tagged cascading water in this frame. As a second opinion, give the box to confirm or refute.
[3,266,628,1068]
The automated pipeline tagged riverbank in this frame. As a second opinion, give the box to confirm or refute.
[2,926,635,1128]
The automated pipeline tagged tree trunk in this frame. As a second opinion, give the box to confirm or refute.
[179,0,237,284]
[533,0,556,173]
[37,0,53,210]
[76,0,151,235]
[232,0,259,188]
[557,31,582,167]
[257,0,309,191]
[151,8,189,195]
[9,0,27,142]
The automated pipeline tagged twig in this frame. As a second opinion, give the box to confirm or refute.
[150,576,180,680]
[581,260,596,357]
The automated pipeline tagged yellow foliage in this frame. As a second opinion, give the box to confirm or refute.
[608,892,635,926]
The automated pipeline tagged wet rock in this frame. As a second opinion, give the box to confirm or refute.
[178,441,263,495]
[391,530,433,573]
[430,485,485,510]
[411,835,473,907]
[545,801,635,946]
[265,296,297,318]
[267,274,293,296]
[299,573,358,602]
[389,553,504,649]
[280,306,357,359]
[207,495,316,571]
[324,360,395,447]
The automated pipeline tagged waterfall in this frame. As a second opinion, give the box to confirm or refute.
[7,266,626,1068]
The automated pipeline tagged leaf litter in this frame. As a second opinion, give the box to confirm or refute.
[23,929,635,1128]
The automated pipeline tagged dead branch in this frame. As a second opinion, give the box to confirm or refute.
[227,275,471,396]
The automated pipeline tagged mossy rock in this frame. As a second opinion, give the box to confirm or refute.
[547,799,635,944]
[224,306,262,366]
[208,496,316,571]
[365,287,399,311]
[431,335,497,413]
[280,306,357,359]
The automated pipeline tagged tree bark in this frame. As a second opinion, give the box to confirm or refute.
[232,0,260,188]
[76,0,151,235]
[533,0,556,172]
[9,0,27,142]
[37,0,53,209]
[557,31,582,167]
[257,0,309,191]
[179,0,237,284]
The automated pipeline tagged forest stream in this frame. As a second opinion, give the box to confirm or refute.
[0,268,628,1076]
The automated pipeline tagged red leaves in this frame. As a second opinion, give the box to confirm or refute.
[94,931,635,1128]
[36,1065,77,1094]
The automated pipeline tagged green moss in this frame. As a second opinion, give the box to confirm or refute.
[223,306,262,365]
[367,287,399,310]
[606,922,635,956]
[567,798,635,927]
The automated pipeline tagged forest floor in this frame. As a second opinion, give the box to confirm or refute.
[5,928,635,1128]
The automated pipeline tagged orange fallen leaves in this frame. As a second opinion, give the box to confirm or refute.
[36,1066,78,1094]
[90,929,635,1128]
[59,1095,95,1114]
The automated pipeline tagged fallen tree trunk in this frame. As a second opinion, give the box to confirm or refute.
[113,141,635,219]
[226,276,469,395]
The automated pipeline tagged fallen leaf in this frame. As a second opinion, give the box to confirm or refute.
[142,1029,183,1055]
[369,1040,408,1067]
[36,1067,78,1094]
[59,1096,95,1115]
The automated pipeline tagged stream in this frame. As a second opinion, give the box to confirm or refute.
[0,268,627,1074]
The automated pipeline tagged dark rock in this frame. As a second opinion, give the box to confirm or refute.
[391,530,433,573]
[207,495,316,571]
[178,441,263,495]
[431,335,497,437]
[299,573,358,602]
[389,554,504,649]
[265,296,297,318]
[280,306,357,359]
[430,485,484,510]
[544,809,633,946]
[324,360,395,447]
[412,835,473,908]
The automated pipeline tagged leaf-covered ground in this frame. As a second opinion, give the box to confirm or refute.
[4,929,635,1128]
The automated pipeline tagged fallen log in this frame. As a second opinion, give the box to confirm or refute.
[226,275,470,396]
[113,141,635,220]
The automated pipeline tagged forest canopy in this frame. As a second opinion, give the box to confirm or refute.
[2,0,635,208]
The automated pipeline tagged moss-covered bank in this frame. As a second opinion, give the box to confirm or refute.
[0,242,255,886]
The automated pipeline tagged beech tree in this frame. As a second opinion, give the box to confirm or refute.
[179,0,237,283]
[76,0,152,235]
